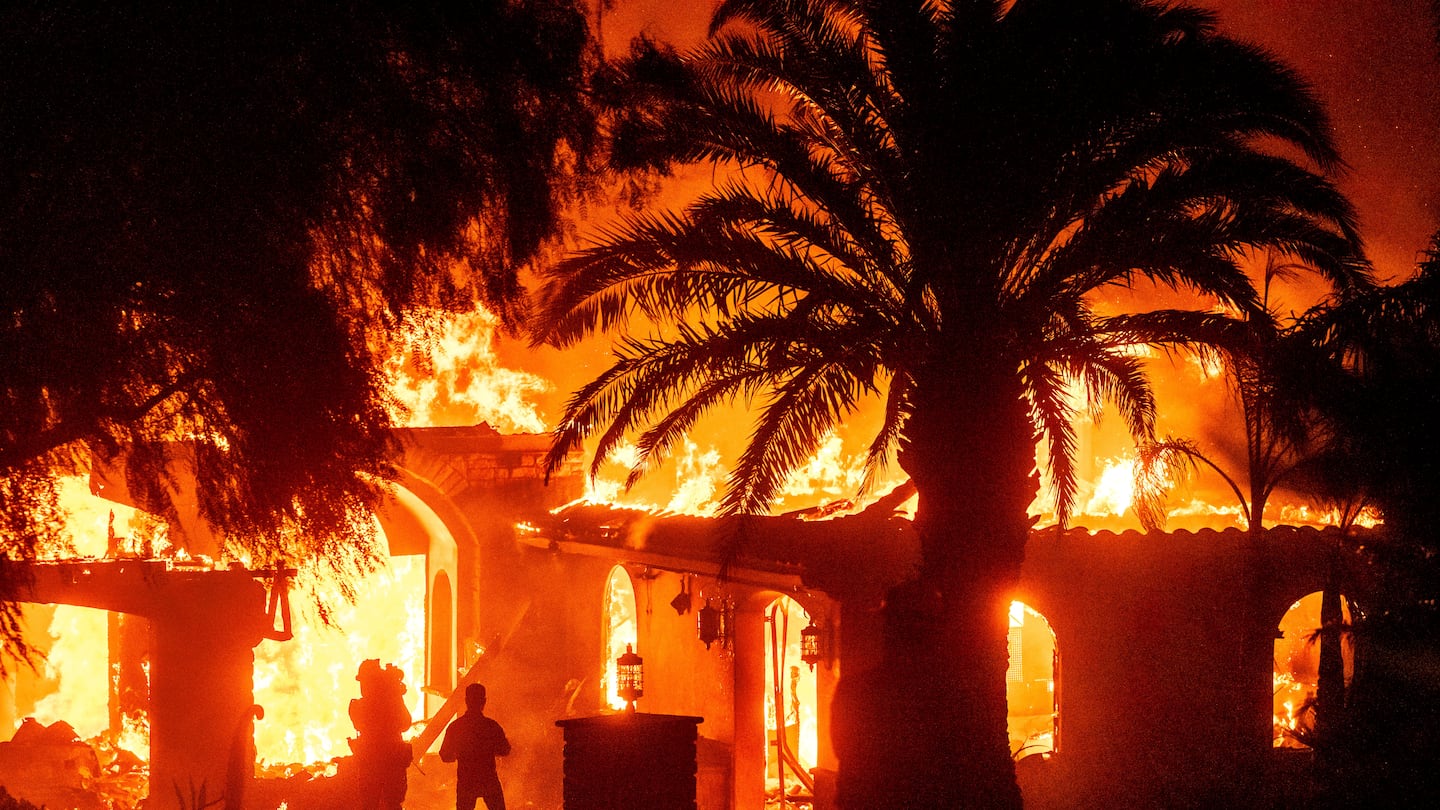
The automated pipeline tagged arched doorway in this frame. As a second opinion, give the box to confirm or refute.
[1007,600,1057,759]
[1274,590,1353,747]
[252,554,425,764]
[602,566,638,711]
[763,595,817,808]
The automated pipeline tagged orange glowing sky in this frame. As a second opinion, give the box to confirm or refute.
[586,0,1440,279]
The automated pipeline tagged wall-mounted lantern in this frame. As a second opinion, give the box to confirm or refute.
[617,644,644,712]
[800,617,823,670]
[697,597,731,650]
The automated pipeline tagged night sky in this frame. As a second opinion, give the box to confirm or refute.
[596,0,1440,280]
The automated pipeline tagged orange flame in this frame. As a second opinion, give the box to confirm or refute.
[252,555,425,766]
[386,307,550,432]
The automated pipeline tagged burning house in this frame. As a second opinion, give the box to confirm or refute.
[0,421,1363,809]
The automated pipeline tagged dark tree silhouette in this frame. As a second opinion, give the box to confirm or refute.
[1251,237,1440,803]
[0,0,601,650]
[1302,237,1440,548]
[1289,256,1440,801]
[538,0,1365,805]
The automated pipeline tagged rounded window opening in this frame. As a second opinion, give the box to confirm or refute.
[763,595,817,806]
[602,566,638,711]
[1007,600,1057,760]
[430,571,453,695]
[1274,590,1353,748]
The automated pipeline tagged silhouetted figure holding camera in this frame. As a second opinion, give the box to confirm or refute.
[440,683,511,810]
[350,659,412,809]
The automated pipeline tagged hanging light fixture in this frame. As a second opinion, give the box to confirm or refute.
[800,617,823,670]
[698,597,732,650]
[697,599,722,649]
[669,575,691,615]
[616,643,644,712]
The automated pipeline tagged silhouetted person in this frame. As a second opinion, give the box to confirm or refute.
[349,659,412,809]
[440,683,511,810]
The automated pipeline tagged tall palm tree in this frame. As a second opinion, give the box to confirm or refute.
[538,1,1366,805]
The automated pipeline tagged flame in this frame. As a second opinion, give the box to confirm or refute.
[1185,351,1227,382]
[1273,591,1353,748]
[117,709,150,757]
[54,474,157,559]
[1083,456,1138,518]
[21,470,422,778]
[778,434,869,503]
[252,555,425,766]
[586,433,903,518]
[386,306,551,432]
[763,596,818,791]
[1273,670,1305,746]
[31,605,111,739]
[664,441,726,515]
[602,567,639,711]
[1007,601,1056,760]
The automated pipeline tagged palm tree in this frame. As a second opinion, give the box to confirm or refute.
[538,1,1366,805]
[1280,234,1440,802]
[1302,237,1440,544]
[1135,255,1358,535]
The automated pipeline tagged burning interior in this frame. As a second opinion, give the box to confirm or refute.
[0,421,1366,809]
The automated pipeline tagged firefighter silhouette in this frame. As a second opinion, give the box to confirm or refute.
[349,659,412,809]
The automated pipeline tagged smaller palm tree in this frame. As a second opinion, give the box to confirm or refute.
[1135,251,1371,533]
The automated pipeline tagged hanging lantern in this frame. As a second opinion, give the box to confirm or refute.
[616,644,644,712]
[800,618,822,670]
[697,600,722,649]
[669,576,691,615]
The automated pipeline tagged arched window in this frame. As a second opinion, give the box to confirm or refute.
[1274,590,1353,747]
[763,595,818,801]
[603,566,638,711]
[430,572,453,694]
[1007,600,1057,759]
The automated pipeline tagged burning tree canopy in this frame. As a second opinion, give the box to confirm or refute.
[0,0,603,649]
[537,0,1368,805]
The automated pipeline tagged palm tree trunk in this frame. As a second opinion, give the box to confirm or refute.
[838,358,1033,808]
[1315,546,1345,738]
